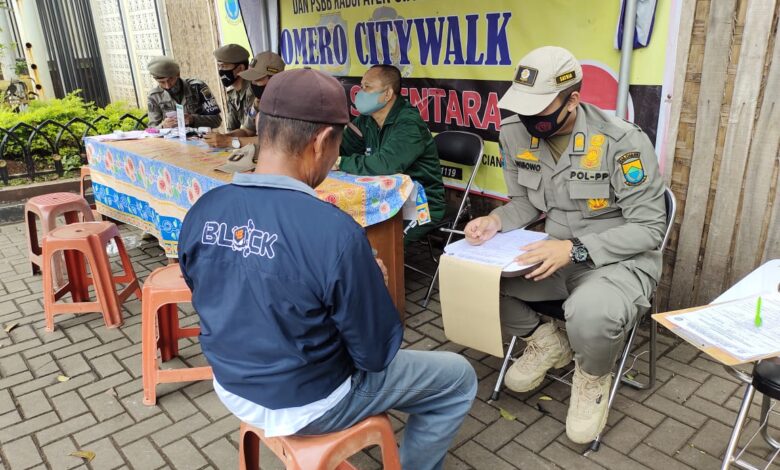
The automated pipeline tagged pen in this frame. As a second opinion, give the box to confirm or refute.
[755,296,763,327]
[440,228,465,236]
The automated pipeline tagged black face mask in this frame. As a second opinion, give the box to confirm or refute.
[251,84,266,100]
[219,68,238,88]
[518,95,572,139]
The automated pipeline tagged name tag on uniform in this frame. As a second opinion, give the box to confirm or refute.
[569,170,609,181]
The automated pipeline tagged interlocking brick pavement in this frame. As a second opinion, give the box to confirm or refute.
[0,220,778,469]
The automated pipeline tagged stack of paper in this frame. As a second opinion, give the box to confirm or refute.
[665,293,780,362]
[443,229,548,273]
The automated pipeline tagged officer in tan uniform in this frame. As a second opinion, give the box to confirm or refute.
[146,57,221,129]
[464,46,665,444]
[204,51,285,149]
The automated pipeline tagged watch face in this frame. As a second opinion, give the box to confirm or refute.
[574,246,588,263]
[232,138,241,149]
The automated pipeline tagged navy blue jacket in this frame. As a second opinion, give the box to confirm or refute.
[178,173,403,409]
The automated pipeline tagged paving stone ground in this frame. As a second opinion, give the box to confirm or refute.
[0,220,778,469]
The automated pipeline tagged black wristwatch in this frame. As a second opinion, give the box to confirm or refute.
[569,238,589,264]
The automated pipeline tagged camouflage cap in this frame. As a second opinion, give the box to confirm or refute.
[213,44,250,64]
[147,57,180,78]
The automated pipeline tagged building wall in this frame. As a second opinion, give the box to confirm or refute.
[660,0,780,309]
[162,0,226,128]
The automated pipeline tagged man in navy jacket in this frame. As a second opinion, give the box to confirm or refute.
[178,68,477,470]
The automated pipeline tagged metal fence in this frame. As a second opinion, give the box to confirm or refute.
[0,113,148,185]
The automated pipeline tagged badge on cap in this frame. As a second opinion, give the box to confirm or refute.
[266,67,279,74]
[514,66,539,87]
[555,70,577,85]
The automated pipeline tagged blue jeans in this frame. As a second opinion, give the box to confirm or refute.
[297,350,477,470]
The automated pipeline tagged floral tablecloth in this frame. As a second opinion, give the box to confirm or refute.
[85,137,427,257]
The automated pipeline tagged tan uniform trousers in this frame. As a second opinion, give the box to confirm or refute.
[499,261,655,376]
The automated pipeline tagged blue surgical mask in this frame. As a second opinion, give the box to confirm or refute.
[355,89,387,115]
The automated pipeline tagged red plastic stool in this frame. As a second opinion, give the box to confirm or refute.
[141,264,212,405]
[25,192,94,278]
[41,221,141,332]
[239,414,401,470]
[79,166,101,220]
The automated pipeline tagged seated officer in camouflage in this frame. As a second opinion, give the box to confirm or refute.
[146,57,221,129]
[214,44,253,132]
[336,64,444,242]
[464,46,665,444]
[204,51,286,149]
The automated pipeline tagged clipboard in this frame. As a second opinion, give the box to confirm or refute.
[653,297,780,366]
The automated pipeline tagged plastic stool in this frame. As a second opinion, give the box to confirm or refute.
[42,221,141,332]
[79,166,92,200]
[26,192,94,277]
[141,264,212,406]
[239,414,401,470]
[80,166,101,220]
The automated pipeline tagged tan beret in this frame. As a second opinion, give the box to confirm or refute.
[213,44,250,64]
[147,57,180,78]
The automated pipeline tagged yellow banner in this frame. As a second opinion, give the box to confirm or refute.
[278,0,674,198]
[217,0,253,54]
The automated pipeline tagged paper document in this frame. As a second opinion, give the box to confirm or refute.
[439,255,505,357]
[92,131,156,142]
[444,229,548,273]
[666,293,780,361]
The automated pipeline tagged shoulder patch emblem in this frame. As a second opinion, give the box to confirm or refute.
[590,134,606,147]
[514,66,539,87]
[573,132,585,153]
[617,152,646,186]
[581,147,601,169]
[516,151,539,162]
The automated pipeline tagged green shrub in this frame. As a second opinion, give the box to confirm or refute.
[0,91,145,175]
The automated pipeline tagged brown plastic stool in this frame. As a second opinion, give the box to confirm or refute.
[79,166,101,220]
[42,221,141,332]
[239,414,401,470]
[26,192,94,277]
[79,166,91,200]
[141,264,212,405]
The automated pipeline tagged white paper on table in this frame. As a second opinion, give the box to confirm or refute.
[92,130,155,142]
[176,104,186,143]
[666,293,780,361]
[444,229,548,273]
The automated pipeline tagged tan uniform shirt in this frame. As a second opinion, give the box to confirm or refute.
[492,103,666,281]
[225,80,255,132]
[147,78,222,129]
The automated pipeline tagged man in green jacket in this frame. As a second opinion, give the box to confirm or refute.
[337,65,444,242]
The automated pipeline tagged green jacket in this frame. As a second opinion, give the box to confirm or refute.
[339,97,445,221]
